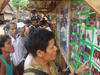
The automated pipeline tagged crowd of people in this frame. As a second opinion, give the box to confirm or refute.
[0,16,90,75]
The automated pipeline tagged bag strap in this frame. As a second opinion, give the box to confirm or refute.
[23,68,49,75]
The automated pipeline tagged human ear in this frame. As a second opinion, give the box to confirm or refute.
[36,50,44,57]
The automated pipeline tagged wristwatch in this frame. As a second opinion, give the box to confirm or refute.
[74,72,77,75]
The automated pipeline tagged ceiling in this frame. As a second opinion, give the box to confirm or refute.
[24,0,65,14]
[0,0,10,13]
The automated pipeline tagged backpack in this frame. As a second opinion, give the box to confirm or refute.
[23,68,48,75]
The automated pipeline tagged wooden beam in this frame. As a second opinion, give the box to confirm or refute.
[34,1,39,8]
[29,0,61,1]
[0,0,10,13]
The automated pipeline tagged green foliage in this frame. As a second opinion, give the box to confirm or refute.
[10,0,29,8]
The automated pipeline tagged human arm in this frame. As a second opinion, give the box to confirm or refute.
[0,61,6,75]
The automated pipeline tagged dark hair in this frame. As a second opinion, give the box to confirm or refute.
[7,22,16,30]
[0,35,10,54]
[12,17,16,20]
[25,28,54,57]
[25,19,32,25]
[40,20,48,26]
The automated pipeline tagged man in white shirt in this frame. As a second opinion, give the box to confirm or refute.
[7,22,26,75]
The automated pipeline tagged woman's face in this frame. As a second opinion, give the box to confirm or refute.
[2,38,14,53]
[18,27,25,37]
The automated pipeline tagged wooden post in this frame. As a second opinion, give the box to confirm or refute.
[16,6,19,22]
[67,0,74,72]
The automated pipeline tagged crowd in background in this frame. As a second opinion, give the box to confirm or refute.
[0,16,90,75]
[0,16,53,75]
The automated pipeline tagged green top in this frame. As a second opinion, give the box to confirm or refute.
[24,57,59,75]
[0,56,13,75]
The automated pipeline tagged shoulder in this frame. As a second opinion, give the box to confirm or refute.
[49,61,57,69]
[24,66,38,75]
[24,54,33,69]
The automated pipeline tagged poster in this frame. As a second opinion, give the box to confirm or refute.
[81,19,87,26]
[70,52,78,68]
[80,28,85,40]
[80,42,91,58]
[71,43,79,54]
[86,29,92,43]
[90,64,100,75]
[93,29,100,47]
[70,0,100,74]
[96,15,100,28]
[72,33,80,44]
[92,47,100,66]
[72,23,80,33]
[79,54,89,65]
[88,14,96,27]
[60,17,68,51]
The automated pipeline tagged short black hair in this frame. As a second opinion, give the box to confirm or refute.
[25,19,32,24]
[12,17,16,20]
[40,20,48,26]
[7,22,16,30]
[25,28,54,57]
[0,35,10,54]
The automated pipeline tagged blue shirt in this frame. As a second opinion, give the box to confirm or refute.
[0,56,13,75]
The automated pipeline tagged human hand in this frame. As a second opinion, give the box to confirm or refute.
[62,66,70,72]
[75,60,90,75]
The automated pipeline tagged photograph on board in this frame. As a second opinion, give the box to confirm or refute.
[90,64,100,75]
[71,43,79,54]
[94,29,100,47]
[80,42,91,58]
[71,52,77,68]
[86,29,92,43]
[79,54,89,66]
[88,14,96,27]
[80,28,85,40]
[96,15,100,28]
[60,18,67,51]
[72,23,80,33]
[71,33,80,44]
[92,47,100,66]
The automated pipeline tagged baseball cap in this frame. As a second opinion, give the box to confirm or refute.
[17,22,25,28]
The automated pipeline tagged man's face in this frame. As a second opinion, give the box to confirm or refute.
[32,20,37,26]
[41,39,58,61]
[18,27,25,37]
[1,38,14,53]
[8,24,17,38]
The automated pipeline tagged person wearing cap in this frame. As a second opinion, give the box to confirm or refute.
[17,22,27,44]
[7,22,27,75]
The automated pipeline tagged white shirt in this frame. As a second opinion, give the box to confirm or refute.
[24,54,33,69]
[46,27,52,31]
[10,36,27,66]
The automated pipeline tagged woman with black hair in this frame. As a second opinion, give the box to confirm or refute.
[0,35,19,75]
[0,35,14,75]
